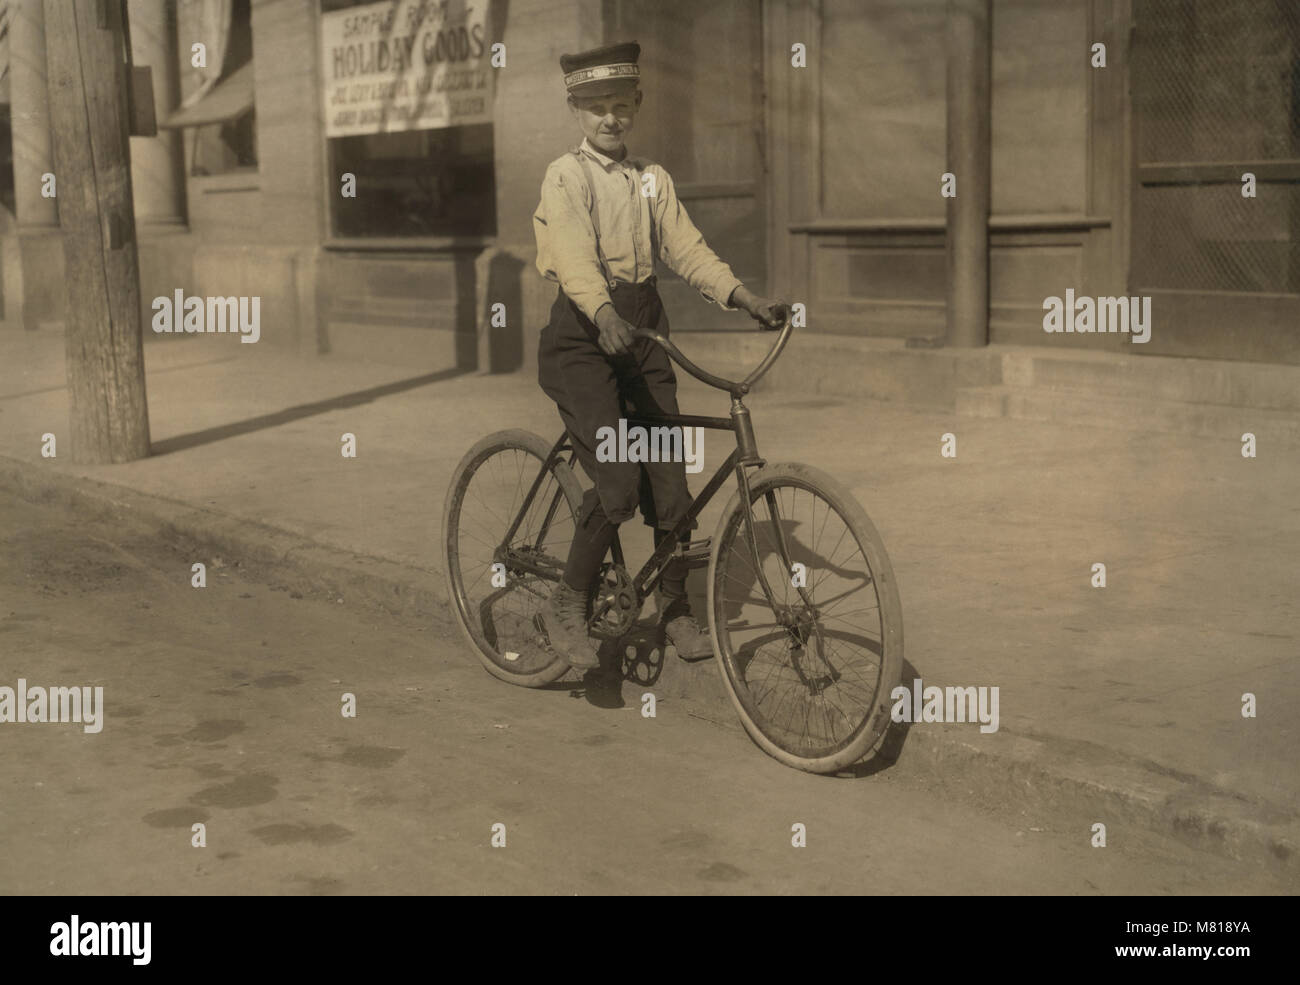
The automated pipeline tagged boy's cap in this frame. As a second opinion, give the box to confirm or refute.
[560,41,640,97]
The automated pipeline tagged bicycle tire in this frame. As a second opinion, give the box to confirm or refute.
[443,429,582,687]
[707,463,904,773]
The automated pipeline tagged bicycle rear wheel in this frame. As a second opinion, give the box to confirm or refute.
[707,463,903,773]
[443,429,581,686]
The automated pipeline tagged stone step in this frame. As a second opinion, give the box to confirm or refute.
[673,332,1300,421]
[329,295,448,329]
[1000,347,1300,412]
[956,383,1300,444]
[670,331,1002,411]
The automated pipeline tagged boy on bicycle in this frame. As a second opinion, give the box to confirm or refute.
[533,41,788,669]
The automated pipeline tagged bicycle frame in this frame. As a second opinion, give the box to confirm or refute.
[496,399,803,630]
[495,313,813,632]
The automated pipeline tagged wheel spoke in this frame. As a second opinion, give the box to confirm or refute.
[446,439,580,684]
[712,472,901,767]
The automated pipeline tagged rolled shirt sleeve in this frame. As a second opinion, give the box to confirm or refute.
[650,166,744,310]
[534,161,613,322]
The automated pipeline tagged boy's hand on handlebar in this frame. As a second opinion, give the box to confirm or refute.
[731,286,789,330]
[750,298,790,331]
[594,304,635,356]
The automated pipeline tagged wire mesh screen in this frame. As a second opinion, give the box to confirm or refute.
[1131,0,1300,294]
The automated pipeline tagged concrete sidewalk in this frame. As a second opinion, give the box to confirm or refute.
[1,329,1297,872]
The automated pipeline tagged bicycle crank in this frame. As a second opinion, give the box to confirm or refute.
[588,562,640,640]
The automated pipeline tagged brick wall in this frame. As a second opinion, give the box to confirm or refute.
[489,0,603,372]
[161,0,325,352]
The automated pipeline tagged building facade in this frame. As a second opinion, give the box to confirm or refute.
[1,0,1296,367]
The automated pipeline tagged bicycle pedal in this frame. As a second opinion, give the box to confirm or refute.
[676,538,711,568]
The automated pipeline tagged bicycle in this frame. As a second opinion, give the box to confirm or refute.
[442,316,904,774]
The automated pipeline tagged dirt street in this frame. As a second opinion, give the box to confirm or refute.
[0,490,1288,894]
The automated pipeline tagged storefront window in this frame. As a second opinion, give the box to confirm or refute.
[178,0,258,176]
[192,106,258,176]
[328,123,495,237]
[320,0,497,239]
[1133,0,1300,293]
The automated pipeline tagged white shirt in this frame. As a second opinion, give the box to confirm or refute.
[534,138,744,322]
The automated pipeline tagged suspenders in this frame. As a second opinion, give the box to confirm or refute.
[572,150,615,289]
[571,147,659,290]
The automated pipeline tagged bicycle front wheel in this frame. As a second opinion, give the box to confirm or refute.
[707,463,903,773]
[443,429,581,687]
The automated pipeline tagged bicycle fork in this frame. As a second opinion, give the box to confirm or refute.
[732,418,835,691]
[731,396,814,622]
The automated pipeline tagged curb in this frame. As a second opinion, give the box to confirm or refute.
[0,456,445,619]
[3,453,1295,876]
[649,648,1298,871]
[876,723,1298,871]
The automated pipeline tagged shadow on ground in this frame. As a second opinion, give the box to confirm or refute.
[150,367,470,456]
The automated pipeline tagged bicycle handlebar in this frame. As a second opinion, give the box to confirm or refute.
[630,313,793,398]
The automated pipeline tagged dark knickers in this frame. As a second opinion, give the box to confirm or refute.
[537,278,696,534]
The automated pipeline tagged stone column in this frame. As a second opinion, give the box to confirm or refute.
[127,0,186,228]
[10,0,57,229]
[126,0,191,329]
[944,0,991,347]
[8,0,63,329]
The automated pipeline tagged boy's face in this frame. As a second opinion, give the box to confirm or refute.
[569,85,642,156]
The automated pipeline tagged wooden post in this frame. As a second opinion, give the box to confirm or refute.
[43,0,151,463]
[945,0,992,348]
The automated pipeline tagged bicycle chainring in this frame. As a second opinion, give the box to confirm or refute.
[589,562,640,640]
